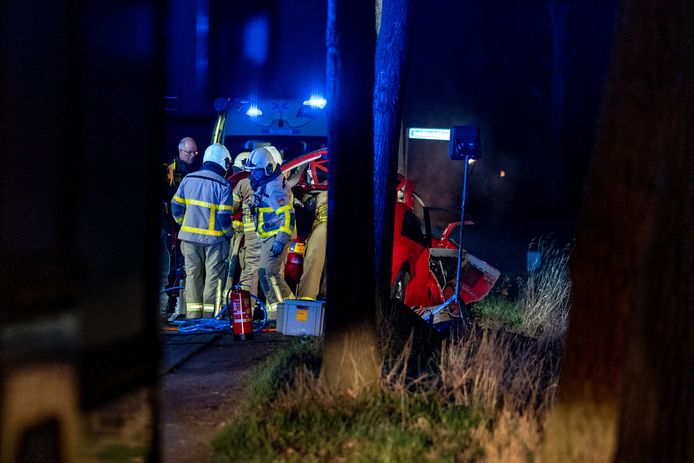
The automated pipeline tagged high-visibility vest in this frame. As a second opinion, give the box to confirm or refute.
[172,169,233,245]
[252,176,295,244]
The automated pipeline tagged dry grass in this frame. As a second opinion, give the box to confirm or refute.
[437,326,563,462]
[517,239,572,339]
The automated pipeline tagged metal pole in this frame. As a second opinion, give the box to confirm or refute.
[453,153,470,309]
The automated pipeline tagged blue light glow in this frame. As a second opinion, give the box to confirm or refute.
[408,128,450,141]
[243,15,269,65]
[246,106,263,117]
[303,96,327,109]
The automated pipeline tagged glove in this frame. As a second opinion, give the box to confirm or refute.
[270,240,285,257]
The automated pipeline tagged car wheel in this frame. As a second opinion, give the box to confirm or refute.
[390,269,410,303]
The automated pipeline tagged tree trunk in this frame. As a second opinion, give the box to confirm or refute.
[373,0,414,325]
[321,0,380,393]
[543,0,694,461]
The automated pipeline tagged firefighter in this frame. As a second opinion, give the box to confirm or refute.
[162,137,199,313]
[171,143,233,319]
[245,146,296,320]
[225,152,261,300]
[296,191,327,299]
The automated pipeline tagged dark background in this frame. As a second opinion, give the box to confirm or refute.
[165,0,618,223]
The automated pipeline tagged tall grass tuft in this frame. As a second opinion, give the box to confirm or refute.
[518,239,572,339]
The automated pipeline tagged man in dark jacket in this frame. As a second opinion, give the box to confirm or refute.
[162,137,198,315]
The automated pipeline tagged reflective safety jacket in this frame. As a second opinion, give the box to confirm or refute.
[171,168,233,245]
[251,174,295,245]
[232,178,258,235]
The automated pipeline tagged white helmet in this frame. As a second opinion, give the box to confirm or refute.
[203,143,232,171]
[246,147,278,176]
[265,146,283,166]
[233,151,251,171]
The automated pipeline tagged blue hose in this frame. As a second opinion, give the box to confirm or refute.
[173,292,267,334]
[161,285,185,294]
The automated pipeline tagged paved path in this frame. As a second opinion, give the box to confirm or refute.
[79,330,289,462]
[160,332,290,462]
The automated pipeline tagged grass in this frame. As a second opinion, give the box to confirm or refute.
[473,239,572,340]
[242,335,324,407]
[472,293,524,330]
[214,375,482,463]
[213,241,571,462]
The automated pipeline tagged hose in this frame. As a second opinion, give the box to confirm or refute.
[161,285,185,294]
[172,291,268,334]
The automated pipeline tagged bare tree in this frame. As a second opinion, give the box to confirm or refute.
[373,0,414,322]
[543,0,694,460]
[321,0,380,392]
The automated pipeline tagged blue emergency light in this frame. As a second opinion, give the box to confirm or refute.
[297,95,327,118]
[302,96,327,109]
[245,105,263,117]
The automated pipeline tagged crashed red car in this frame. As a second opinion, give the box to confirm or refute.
[282,149,500,312]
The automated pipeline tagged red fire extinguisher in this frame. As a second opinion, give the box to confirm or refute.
[230,285,253,341]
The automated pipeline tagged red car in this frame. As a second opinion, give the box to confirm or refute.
[282,150,500,313]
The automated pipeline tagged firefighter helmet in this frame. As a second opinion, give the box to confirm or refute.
[265,146,283,166]
[246,146,278,176]
[233,151,251,171]
[203,143,232,171]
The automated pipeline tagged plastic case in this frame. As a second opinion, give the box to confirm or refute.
[277,300,325,336]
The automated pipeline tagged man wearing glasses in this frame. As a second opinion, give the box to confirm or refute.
[162,137,199,318]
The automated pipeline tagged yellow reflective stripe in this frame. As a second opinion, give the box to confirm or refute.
[278,206,293,235]
[187,303,203,309]
[209,208,216,231]
[256,204,294,238]
[180,198,233,211]
[202,305,215,312]
[180,225,225,237]
[315,204,328,224]
[232,193,241,202]
[257,207,271,236]
[183,198,213,208]
[243,225,256,232]
[174,216,184,224]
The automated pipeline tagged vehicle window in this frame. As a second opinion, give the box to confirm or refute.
[447,224,461,247]
[401,210,428,247]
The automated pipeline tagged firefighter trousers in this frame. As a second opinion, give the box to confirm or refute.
[297,220,327,299]
[181,240,230,318]
[239,231,261,298]
[259,237,294,319]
